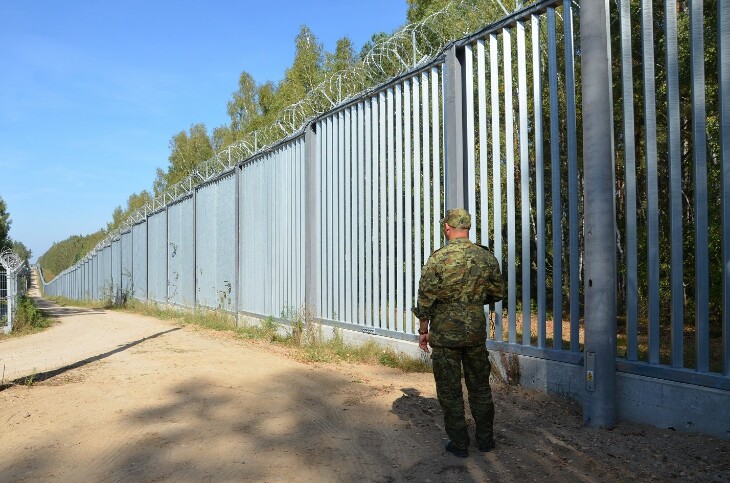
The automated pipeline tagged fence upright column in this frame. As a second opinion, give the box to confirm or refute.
[235,165,241,325]
[444,45,468,210]
[304,123,320,317]
[193,189,197,309]
[581,0,617,427]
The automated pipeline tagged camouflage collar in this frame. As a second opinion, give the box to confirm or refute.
[447,236,471,245]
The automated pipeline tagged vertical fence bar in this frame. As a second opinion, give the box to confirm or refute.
[285,148,290,310]
[517,20,531,346]
[259,157,276,314]
[504,27,517,344]
[300,139,306,307]
[465,44,477,227]
[163,205,169,305]
[665,0,684,367]
[272,153,279,314]
[274,153,291,312]
[306,124,319,318]
[581,0,617,427]
[365,100,373,327]
[422,72,432,259]
[294,143,299,310]
[532,14,546,349]
[379,90,388,327]
[413,75,423,312]
[404,80,414,333]
[328,116,335,319]
[477,40,489,249]
[345,112,360,324]
[619,0,638,361]
[235,162,241,323]
[336,112,344,320]
[289,146,294,311]
[292,143,297,308]
[432,66,442,249]
[387,87,396,330]
[315,129,322,316]
[272,153,279,313]
[268,156,274,314]
[352,109,359,322]
[691,0,709,372]
[396,83,404,332]
[261,158,268,314]
[357,103,365,325]
[286,147,291,312]
[565,0,581,351]
[324,130,329,318]
[720,0,730,377]
[373,96,382,327]
[641,0,661,363]
[345,107,352,323]
[490,33,504,340]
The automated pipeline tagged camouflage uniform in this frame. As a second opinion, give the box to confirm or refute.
[413,208,505,452]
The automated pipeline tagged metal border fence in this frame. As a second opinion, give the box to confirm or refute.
[39,0,729,435]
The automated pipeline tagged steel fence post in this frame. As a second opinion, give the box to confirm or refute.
[444,45,467,210]
[304,123,320,317]
[581,0,617,427]
[235,164,241,326]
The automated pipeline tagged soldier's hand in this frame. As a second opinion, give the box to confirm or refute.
[419,333,430,352]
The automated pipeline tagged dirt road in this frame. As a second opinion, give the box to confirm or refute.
[1,292,728,482]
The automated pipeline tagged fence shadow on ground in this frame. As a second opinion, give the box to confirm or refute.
[0,328,180,391]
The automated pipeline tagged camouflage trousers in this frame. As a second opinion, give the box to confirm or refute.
[431,345,495,450]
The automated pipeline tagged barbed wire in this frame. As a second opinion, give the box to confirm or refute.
[76,0,528,266]
[0,249,25,274]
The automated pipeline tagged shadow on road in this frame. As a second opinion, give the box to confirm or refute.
[0,327,180,391]
[32,296,107,317]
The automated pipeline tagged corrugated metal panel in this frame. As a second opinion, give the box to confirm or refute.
[132,222,148,301]
[121,231,133,296]
[168,197,195,307]
[147,210,167,303]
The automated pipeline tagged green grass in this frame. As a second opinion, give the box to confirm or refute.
[2,296,54,336]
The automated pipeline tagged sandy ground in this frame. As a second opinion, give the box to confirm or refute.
[1,279,729,482]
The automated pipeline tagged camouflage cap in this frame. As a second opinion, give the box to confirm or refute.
[442,208,471,229]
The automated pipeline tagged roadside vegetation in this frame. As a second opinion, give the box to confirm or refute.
[48,296,431,373]
[2,296,53,336]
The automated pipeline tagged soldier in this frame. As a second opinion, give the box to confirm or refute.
[413,208,505,458]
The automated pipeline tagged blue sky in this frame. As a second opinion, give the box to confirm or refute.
[0,0,408,261]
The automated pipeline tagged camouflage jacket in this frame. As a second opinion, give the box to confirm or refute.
[412,237,505,347]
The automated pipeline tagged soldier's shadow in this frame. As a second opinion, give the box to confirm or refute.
[391,387,444,431]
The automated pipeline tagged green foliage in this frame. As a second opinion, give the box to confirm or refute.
[38,230,106,281]
[406,0,518,43]
[0,196,12,251]
[10,296,52,334]
[153,123,214,196]
[106,191,153,232]
[227,71,259,132]
[10,240,31,264]
[325,37,357,73]
[276,26,326,109]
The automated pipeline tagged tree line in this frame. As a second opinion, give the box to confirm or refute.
[0,196,32,265]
